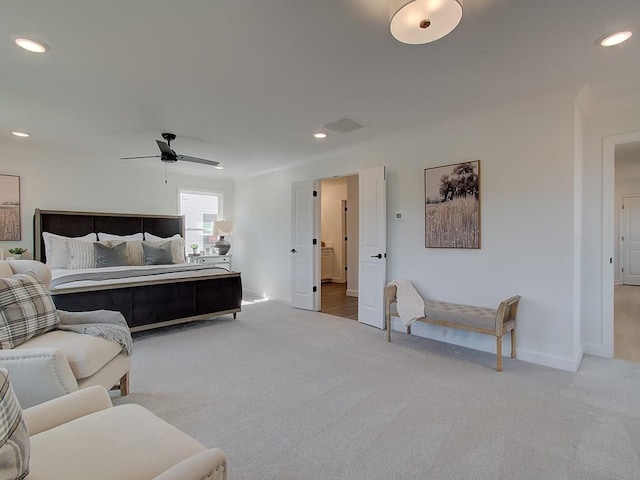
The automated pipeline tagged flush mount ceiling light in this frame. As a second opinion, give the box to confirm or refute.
[14,37,50,53]
[313,132,328,139]
[214,165,224,170]
[599,30,633,47]
[390,0,463,45]
[12,131,30,138]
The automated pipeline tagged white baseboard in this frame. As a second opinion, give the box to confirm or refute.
[517,347,583,372]
[582,342,612,358]
[391,318,584,372]
[346,289,358,297]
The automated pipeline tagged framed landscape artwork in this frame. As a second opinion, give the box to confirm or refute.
[424,161,480,249]
[0,175,21,241]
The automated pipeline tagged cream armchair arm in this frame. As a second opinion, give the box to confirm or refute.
[23,385,112,435]
[153,449,228,480]
[0,347,79,408]
[6,259,52,284]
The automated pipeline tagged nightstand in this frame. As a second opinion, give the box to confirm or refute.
[190,254,232,269]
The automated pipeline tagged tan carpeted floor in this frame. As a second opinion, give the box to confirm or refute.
[114,299,640,479]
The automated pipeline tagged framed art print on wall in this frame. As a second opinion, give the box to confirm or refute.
[424,160,480,249]
[0,175,21,241]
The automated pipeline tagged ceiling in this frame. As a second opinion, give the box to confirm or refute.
[1,0,639,178]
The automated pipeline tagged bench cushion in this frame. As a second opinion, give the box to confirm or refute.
[15,330,121,380]
[392,300,497,330]
[423,300,497,330]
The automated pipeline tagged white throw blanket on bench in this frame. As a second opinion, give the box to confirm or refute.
[56,309,133,356]
[388,278,425,327]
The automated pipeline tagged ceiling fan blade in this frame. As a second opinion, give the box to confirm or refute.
[120,155,161,159]
[176,155,220,167]
[156,140,175,157]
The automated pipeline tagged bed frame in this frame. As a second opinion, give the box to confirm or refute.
[34,209,242,332]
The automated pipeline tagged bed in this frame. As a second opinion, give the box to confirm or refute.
[34,209,242,332]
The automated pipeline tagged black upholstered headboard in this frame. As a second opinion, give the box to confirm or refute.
[34,209,185,263]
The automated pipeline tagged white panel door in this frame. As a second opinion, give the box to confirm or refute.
[358,166,387,328]
[291,181,318,310]
[622,196,640,285]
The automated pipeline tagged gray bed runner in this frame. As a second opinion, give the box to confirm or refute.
[50,264,229,288]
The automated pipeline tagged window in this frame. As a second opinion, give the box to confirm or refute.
[179,190,223,254]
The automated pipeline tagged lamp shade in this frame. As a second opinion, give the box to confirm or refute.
[390,0,463,45]
[214,220,233,236]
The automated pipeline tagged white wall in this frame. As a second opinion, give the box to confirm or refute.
[0,143,234,258]
[235,86,583,370]
[581,96,640,355]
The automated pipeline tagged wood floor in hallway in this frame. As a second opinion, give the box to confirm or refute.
[320,282,358,320]
[614,284,640,363]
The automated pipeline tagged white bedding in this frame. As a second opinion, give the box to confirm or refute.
[50,264,233,293]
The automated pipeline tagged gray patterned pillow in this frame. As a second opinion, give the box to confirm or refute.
[0,271,60,349]
[124,240,145,266]
[94,241,129,268]
[142,242,174,265]
[0,368,29,479]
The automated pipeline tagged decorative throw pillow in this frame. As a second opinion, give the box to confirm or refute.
[43,232,97,269]
[147,238,186,264]
[142,242,174,265]
[0,271,60,349]
[123,240,145,266]
[0,368,30,480]
[66,239,98,269]
[97,232,144,241]
[94,241,129,268]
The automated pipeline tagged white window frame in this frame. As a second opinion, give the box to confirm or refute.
[178,188,224,253]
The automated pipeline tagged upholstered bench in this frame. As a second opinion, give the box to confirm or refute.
[385,285,520,371]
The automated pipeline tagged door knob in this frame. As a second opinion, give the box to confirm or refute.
[370,253,382,259]
[291,249,297,253]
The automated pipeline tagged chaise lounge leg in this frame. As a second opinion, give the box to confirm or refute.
[120,372,130,396]
[496,336,503,372]
[511,328,516,359]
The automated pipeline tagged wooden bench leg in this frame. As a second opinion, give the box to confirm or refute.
[496,337,503,372]
[386,316,391,342]
[120,372,130,396]
[511,328,516,359]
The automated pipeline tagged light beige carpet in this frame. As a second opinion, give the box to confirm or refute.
[113,299,640,480]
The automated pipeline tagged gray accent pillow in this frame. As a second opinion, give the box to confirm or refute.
[94,242,129,268]
[142,242,174,265]
[0,368,30,480]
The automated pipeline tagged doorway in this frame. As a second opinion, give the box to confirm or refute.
[613,140,640,362]
[319,175,359,320]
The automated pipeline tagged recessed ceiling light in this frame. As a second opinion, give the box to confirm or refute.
[599,30,633,47]
[313,132,328,139]
[214,165,224,170]
[14,37,50,53]
[12,131,30,138]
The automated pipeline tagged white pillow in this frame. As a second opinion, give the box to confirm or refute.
[98,232,144,241]
[43,232,97,269]
[144,232,181,241]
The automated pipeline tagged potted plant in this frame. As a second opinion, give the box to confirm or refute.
[190,244,199,256]
[8,247,27,260]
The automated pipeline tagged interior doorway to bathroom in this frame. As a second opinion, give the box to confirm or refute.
[319,175,359,320]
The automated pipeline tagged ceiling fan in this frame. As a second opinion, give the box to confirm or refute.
[121,133,220,167]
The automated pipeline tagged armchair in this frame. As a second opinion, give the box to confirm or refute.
[0,260,130,408]
[23,385,227,480]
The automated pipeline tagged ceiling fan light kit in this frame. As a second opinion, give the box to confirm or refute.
[390,0,463,45]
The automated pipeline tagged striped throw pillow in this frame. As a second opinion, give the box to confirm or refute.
[0,271,60,349]
[0,368,30,480]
